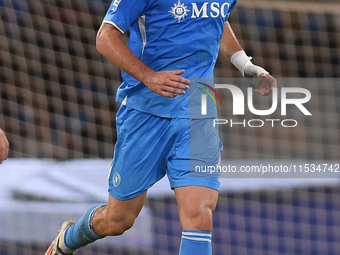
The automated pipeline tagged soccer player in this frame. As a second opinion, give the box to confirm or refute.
[0,128,9,164]
[45,0,276,254]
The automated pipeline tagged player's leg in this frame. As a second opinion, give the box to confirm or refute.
[92,191,147,236]
[45,192,146,255]
[45,106,174,255]
[64,192,146,252]
[175,186,218,230]
[166,118,222,255]
[175,186,218,255]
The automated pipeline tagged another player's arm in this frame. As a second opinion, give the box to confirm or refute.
[219,22,277,96]
[0,128,9,164]
[96,23,189,98]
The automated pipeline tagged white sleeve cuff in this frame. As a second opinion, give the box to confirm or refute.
[102,20,124,34]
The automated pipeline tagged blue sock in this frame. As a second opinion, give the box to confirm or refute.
[179,230,212,255]
[64,204,106,250]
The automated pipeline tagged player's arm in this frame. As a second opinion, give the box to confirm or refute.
[96,23,189,98]
[0,128,9,164]
[219,21,277,96]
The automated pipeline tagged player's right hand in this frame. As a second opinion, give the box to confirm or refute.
[0,128,9,164]
[143,70,190,98]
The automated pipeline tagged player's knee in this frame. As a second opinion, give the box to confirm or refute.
[181,204,215,230]
[193,208,213,229]
[104,214,136,236]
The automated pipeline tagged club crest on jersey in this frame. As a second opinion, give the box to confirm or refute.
[169,1,231,22]
[112,0,122,11]
[113,172,121,187]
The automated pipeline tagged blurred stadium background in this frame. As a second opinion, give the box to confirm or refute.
[0,0,340,254]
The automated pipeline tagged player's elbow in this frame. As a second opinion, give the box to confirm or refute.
[96,23,122,56]
[96,24,111,55]
[96,28,106,56]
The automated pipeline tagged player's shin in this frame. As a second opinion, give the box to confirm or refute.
[63,204,106,252]
[179,230,212,255]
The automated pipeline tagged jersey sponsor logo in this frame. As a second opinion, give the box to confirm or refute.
[191,2,230,18]
[169,1,231,22]
[112,0,122,11]
[169,0,190,22]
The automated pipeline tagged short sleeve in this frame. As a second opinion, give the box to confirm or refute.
[229,0,238,13]
[224,0,238,22]
[103,0,149,33]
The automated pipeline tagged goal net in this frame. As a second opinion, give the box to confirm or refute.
[0,0,339,254]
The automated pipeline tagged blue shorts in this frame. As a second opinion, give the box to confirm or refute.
[108,105,222,200]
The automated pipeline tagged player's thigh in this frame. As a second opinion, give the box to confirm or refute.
[174,186,218,230]
[109,105,173,200]
[167,118,222,190]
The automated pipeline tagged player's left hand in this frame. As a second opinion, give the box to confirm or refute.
[243,62,277,96]
[254,73,277,96]
[0,128,9,164]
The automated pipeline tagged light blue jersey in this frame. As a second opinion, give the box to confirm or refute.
[103,0,237,118]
